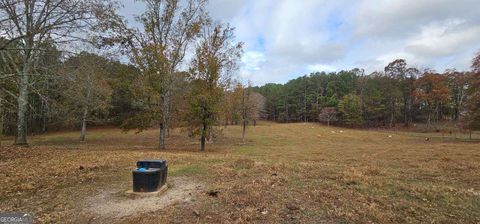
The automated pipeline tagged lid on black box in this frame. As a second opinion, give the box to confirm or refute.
[137,160,167,168]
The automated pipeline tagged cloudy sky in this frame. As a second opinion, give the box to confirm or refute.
[119,0,480,85]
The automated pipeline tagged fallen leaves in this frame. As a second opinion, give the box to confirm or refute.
[1,123,479,224]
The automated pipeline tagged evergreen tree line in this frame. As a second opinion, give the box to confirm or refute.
[253,58,480,131]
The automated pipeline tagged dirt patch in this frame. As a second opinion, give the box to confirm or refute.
[84,177,203,221]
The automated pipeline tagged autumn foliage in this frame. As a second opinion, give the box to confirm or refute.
[463,52,480,130]
[414,72,450,127]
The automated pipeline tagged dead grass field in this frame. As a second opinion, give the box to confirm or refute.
[0,122,479,223]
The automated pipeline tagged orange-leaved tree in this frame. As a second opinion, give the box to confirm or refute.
[414,72,450,128]
[463,52,480,132]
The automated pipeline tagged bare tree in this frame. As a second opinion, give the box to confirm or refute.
[0,0,112,145]
[241,84,250,144]
[61,52,112,142]
[239,83,264,144]
[445,69,468,121]
[319,107,337,126]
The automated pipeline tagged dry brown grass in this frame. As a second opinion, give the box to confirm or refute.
[0,122,479,223]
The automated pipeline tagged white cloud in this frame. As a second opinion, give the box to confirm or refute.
[216,0,351,84]
[241,51,267,72]
[350,0,480,74]
[354,0,480,38]
[207,0,246,21]
[120,0,480,85]
[307,64,337,73]
[405,19,480,58]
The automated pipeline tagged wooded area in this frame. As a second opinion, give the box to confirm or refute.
[254,58,480,131]
[0,0,264,150]
[1,0,480,151]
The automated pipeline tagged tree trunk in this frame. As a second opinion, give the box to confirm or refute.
[15,36,35,146]
[389,112,394,128]
[159,102,167,150]
[315,93,319,122]
[41,83,48,133]
[454,107,459,121]
[389,100,395,128]
[0,97,3,148]
[159,92,171,150]
[403,96,408,127]
[242,120,247,144]
[200,123,207,151]
[80,119,87,142]
[200,134,206,151]
[427,109,431,129]
[437,103,443,122]
[80,106,88,142]
[15,71,30,146]
[42,112,47,134]
[408,97,412,125]
[242,87,248,143]
[304,87,307,123]
[409,96,414,124]
[166,125,170,138]
[159,122,166,150]
[285,99,289,122]
[166,112,173,138]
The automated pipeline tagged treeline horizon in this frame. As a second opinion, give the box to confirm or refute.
[1,48,264,148]
[254,58,480,131]
[1,1,479,151]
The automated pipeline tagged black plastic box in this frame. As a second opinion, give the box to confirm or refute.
[132,160,168,192]
[132,168,162,192]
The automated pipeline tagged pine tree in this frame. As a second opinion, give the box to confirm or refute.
[338,94,363,126]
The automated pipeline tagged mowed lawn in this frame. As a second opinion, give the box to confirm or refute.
[0,122,479,223]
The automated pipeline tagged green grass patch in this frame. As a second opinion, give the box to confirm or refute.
[169,163,209,176]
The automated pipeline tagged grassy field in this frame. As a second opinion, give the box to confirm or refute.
[0,122,479,223]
